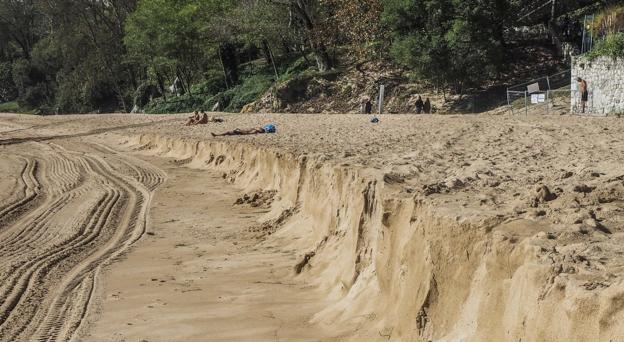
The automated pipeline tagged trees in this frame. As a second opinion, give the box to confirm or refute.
[125,0,241,92]
[0,0,610,113]
[266,0,333,71]
[0,0,137,112]
[0,0,40,59]
[384,0,509,95]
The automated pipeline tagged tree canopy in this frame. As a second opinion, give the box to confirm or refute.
[0,0,611,113]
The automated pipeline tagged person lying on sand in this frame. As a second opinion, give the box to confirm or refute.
[211,124,276,137]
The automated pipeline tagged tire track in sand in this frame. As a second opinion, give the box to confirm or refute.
[0,140,165,341]
[0,156,42,229]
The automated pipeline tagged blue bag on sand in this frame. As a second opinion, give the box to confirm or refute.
[371,117,380,123]
[264,124,277,133]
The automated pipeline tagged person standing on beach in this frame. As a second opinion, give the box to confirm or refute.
[577,77,588,113]
[415,96,424,114]
[361,96,372,114]
[424,98,431,114]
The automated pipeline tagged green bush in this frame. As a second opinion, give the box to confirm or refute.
[0,62,17,102]
[0,101,37,114]
[144,95,205,114]
[144,73,273,114]
[279,56,313,81]
[0,101,21,112]
[225,74,273,111]
[140,55,316,114]
[191,71,226,95]
[586,32,624,60]
[134,82,161,108]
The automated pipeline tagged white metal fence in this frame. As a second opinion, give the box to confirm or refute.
[507,70,572,116]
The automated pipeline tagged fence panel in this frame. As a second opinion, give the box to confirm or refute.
[507,91,527,115]
[507,70,572,116]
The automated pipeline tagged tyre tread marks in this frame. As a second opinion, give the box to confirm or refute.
[0,142,162,341]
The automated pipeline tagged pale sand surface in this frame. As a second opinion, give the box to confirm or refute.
[1,112,624,341]
[86,156,332,341]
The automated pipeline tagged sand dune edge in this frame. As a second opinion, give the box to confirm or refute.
[121,133,624,342]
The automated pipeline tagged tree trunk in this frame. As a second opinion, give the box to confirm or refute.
[217,47,230,89]
[261,39,272,65]
[290,1,333,72]
[219,42,239,86]
[261,39,279,80]
[312,42,331,72]
[156,72,167,100]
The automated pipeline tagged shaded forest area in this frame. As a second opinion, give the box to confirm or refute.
[0,0,615,114]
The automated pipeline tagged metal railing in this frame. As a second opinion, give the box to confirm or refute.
[507,70,571,115]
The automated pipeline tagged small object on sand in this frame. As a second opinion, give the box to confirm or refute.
[371,117,380,123]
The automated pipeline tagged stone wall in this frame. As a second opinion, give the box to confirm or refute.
[572,56,624,115]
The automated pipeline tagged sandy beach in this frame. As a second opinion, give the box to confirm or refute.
[1,112,623,341]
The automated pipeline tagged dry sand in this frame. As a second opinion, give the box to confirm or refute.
[0,112,623,341]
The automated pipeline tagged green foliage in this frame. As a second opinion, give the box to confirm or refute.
[0,101,21,113]
[11,58,52,109]
[586,33,624,60]
[191,75,226,96]
[0,62,17,102]
[144,74,273,114]
[224,74,273,111]
[0,0,609,114]
[143,96,204,114]
[134,82,161,108]
[384,0,507,94]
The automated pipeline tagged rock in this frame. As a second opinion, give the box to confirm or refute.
[422,183,446,196]
[529,185,557,207]
[584,218,599,228]
[445,178,465,189]
[240,102,255,113]
[573,184,595,193]
[384,173,405,184]
[560,171,574,179]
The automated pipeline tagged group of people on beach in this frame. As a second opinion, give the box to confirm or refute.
[184,109,277,137]
[415,96,432,114]
[360,95,432,114]
[185,111,224,126]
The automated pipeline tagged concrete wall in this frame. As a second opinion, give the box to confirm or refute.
[572,56,624,115]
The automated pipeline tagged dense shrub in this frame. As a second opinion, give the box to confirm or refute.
[0,62,17,102]
[586,32,624,60]
[0,101,21,113]
[190,72,226,96]
[144,73,273,114]
[134,82,162,109]
[225,74,273,111]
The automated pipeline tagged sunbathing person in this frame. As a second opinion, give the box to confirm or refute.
[211,124,276,137]
[185,111,200,126]
[186,111,226,126]
[203,112,224,123]
[195,113,209,125]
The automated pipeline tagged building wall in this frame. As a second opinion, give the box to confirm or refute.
[572,56,624,115]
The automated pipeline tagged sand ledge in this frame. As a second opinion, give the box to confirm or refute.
[124,132,624,342]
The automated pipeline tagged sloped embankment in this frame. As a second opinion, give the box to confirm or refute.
[127,133,624,342]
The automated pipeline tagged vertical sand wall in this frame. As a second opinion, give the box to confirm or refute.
[127,134,624,342]
[572,56,624,115]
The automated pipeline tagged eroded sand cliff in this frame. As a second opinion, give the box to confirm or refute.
[1,113,623,341]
